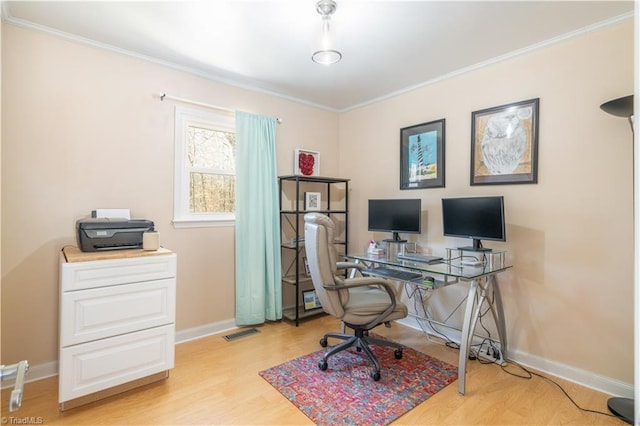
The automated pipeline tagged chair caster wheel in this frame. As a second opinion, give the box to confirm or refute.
[394,349,403,359]
[319,360,328,371]
[372,371,381,381]
[319,337,328,347]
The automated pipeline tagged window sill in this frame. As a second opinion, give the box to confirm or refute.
[172,218,235,229]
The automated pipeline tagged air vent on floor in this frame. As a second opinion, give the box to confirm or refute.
[223,328,260,341]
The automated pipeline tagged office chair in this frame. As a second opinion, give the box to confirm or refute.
[304,212,408,381]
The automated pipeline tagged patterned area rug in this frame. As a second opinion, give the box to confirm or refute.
[259,336,458,425]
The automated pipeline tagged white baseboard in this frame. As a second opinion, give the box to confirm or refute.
[174,318,238,344]
[8,317,633,400]
[396,317,634,398]
[2,319,240,389]
[1,360,58,389]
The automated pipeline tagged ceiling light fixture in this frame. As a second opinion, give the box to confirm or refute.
[312,0,342,65]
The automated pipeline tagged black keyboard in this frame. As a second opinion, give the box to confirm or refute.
[363,267,422,281]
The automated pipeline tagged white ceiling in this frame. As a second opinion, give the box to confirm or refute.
[1,1,634,112]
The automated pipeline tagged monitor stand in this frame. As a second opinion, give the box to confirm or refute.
[383,232,407,243]
[458,238,492,252]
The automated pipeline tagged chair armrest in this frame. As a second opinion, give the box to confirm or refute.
[326,276,391,290]
[336,261,365,271]
[336,261,365,278]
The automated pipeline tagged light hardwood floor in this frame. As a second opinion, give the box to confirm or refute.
[1,315,625,425]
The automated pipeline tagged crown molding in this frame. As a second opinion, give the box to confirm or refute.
[1,5,632,114]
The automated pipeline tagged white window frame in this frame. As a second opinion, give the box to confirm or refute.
[173,106,236,228]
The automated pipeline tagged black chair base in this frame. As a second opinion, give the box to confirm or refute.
[318,328,403,381]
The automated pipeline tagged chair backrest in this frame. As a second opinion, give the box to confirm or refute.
[304,213,346,319]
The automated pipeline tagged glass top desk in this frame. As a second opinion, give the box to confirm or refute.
[345,249,512,395]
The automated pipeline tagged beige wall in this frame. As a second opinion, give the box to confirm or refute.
[0,17,635,393]
[340,21,634,385]
[0,24,339,366]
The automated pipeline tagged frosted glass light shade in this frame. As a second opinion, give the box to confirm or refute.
[311,0,341,65]
[312,49,342,65]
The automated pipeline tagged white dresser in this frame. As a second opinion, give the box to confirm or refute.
[58,247,176,410]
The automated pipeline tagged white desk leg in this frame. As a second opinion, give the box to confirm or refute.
[458,279,480,395]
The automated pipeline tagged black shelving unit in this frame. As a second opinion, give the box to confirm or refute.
[278,175,350,326]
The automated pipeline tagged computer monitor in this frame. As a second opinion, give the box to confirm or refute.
[441,196,506,251]
[368,199,421,242]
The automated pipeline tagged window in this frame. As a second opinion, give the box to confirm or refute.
[174,107,236,227]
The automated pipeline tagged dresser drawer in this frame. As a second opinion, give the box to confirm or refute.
[60,278,175,347]
[59,324,175,403]
[60,253,176,292]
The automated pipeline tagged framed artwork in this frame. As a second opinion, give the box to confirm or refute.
[294,149,320,176]
[471,98,539,185]
[304,192,321,211]
[400,119,445,189]
[303,289,321,311]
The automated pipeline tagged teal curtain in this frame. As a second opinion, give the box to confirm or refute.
[235,111,282,325]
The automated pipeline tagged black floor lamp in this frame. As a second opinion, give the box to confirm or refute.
[600,94,635,425]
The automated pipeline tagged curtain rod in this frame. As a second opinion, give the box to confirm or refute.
[159,93,282,124]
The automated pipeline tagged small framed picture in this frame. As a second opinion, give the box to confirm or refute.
[304,192,321,211]
[471,98,539,185]
[303,289,321,311]
[294,149,320,176]
[400,119,446,189]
